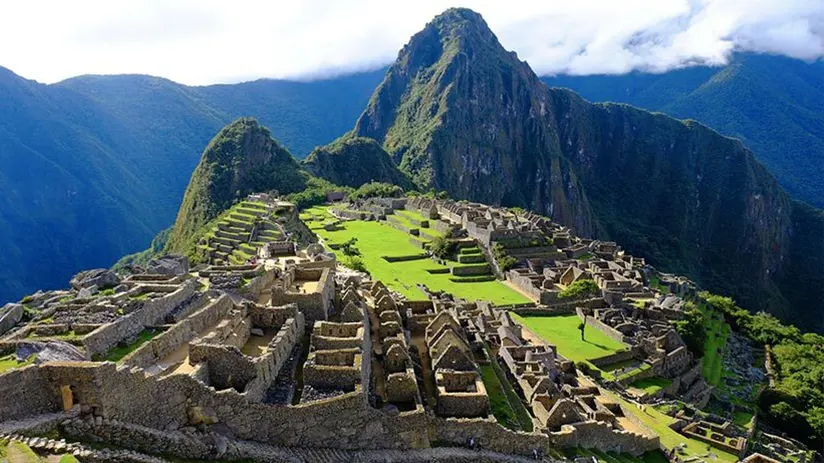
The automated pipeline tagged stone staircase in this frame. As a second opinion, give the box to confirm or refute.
[0,433,167,463]
[234,439,558,462]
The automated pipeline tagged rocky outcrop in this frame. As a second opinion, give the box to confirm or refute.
[70,269,120,291]
[0,303,23,335]
[146,255,189,276]
[16,341,87,364]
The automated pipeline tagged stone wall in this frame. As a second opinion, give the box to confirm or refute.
[62,416,215,460]
[247,303,299,329]
[122,294,233,369]
[239,268,278,300]
[83,281,197,357]
[452,264,491,276]
[189,344,257,392]
[589,350,635,368]
[548,420,659,455]
[271,267,334,323]
[436,391,490,418]
[0,366,60,421]
[575,307,631,344]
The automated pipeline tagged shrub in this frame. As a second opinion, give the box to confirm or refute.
[492,243,518,271]
[341,256,367,273]
[348,182,403,201]
[558,279,600,299]
[340,238,360,256]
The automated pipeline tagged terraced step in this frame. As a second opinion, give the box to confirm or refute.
[257,231,282,241]
[238,243,258,254]
[457,253,486,264]
[459,247,483,255]
[449,275,497,283]
[215,228,246,240]
[230,211,256,222]
[212,236,241,247]
[236,207,266,217]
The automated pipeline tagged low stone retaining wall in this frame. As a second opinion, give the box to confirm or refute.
[382,253,429,262]
[451,264,490,276]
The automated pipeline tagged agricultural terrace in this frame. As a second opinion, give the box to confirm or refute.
[602,390,739,463]
[300,206,530,305]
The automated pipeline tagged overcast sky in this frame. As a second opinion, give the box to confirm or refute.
[1,0,822,85]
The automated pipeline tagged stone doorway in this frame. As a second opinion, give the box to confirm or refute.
[60,385,75,411]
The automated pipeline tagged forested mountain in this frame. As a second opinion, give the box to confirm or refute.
[543,54,824,208]
[0,67,383,303]
[339,8,824,330]
[302,136,413,189]
[165,118,307,256]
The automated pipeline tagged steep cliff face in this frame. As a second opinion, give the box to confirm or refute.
[354,8,598,235]
[302,136,413,189]
[549,92,793,313]
[353,8,822,329]
[166,118,306,254]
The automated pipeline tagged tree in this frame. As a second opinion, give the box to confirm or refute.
[430,236,456,260]
[672,308,707,357]
[558,279,600,299]
[808,407,824,453]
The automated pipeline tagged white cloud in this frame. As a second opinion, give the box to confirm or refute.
[0,0,821,85]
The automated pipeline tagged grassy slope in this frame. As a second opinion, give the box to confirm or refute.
[305,208,528,304]
[699,302,730,386]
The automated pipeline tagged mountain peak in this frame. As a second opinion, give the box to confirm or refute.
[165,117,306,257]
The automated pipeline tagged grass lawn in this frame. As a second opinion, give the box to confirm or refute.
[0,354,35,373]
[733,409,755,429]
[630,377,672,395]
[602,390,739,462]
[101,330,161,362]
[311,216,529,305]
[480,364,523,430]
[481,344,533,431]
[513,314,627,365]
[700,303,730,386]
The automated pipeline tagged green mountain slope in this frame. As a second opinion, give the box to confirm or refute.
[166,118,306,256]
[351,8,824,330]
[0,67,383,304]
[543,54,824,208]
[302,136,413,189]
